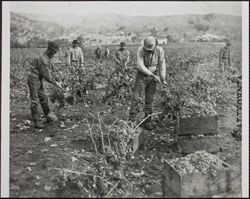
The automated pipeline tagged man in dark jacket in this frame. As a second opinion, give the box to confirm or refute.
[219,42,231,72]
[95,46,102,60]
[27,41,62,129]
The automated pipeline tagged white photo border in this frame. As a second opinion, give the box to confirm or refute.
[1,1,249,197]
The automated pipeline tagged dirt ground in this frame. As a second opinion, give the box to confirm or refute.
[9,80,242,198]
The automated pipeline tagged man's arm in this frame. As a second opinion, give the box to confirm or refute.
[159,48,166,82]
[219,49,223,65]
[124,50,130,66]
[114,51,122,65]
[37,57,57,85]
[137,47,154,76]
[79,47,84,65]
[67,49,71,66]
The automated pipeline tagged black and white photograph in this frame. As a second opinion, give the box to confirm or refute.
[1,1,249,198]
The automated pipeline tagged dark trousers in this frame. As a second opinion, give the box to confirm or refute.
[129,71,156,122]
[27,73,50,121]
[70,61,80,72]
[220,59,229,72]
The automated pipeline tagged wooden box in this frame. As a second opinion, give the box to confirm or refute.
[162,160,231,198]
[131,127,145,153]
[178,135,219,154]
[174,116,218,136]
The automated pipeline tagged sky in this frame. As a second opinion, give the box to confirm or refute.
[10,1,242,17]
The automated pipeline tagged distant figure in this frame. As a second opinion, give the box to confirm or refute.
[103,46,110,59]
[102,42,131,102]
[115,42,130,68]
[95,46,102,60]
[67,40,84,71]
[219,42,231,72]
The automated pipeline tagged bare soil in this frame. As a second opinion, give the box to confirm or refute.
[9,84,241,198]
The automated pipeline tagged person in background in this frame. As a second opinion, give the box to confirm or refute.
[102,42,131,102]
[67,39,84,71]
[95,46,102,60]
[115,42,130,69]
[219,42,231,72]
[104,46,110,59]
[27,41,62,129]
[129,36,167,130]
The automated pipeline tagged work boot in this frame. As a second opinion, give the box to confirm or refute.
[142,112,154,130]
[41,103,50,117]
[45,111,58,123]
[34,120,45,129]
[31,105,44,128]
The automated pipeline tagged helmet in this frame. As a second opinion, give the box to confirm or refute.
[143,36,156,51]
[48,41,59,52]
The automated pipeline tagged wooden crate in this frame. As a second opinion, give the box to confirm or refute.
[174,116,219,136]
[162,160,231,198]
[178,135,219,154]
[131,127,145,153]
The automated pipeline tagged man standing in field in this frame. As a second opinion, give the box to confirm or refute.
[95,46,102,60]
[219,42,231,72]
[102,42,131,102]
[115,42,130,69]
[27,41,62,129]
[104,46,110,59]
[129,36,167,130]
[67,40,84,71]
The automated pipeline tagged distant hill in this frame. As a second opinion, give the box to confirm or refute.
[11,12,66,46]
[11,12,242,47]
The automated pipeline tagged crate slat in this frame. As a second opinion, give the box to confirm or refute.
[175,116,218,136]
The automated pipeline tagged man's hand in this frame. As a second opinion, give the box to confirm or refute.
[152,74,161,83]
[55,81,62,89]
[162,79,168,86]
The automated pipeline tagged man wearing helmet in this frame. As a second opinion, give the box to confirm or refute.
[219,42,231,72]
[27,41,62,129]
[129,36,167,130]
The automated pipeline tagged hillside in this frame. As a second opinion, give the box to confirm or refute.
[11,12,67,45]
[74,13,241,35]
[11,12,242,47]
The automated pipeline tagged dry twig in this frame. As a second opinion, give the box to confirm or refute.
[131,111,162,134]
[97,112,106,154]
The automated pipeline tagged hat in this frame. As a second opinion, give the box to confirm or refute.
[120,42,126,47]
[226,42,231,47]
[48,41,59,52]
[143,36,156,51]
[72,40,79,44]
